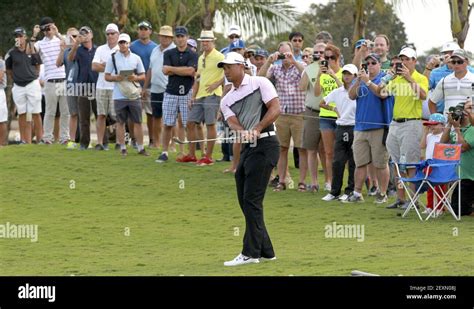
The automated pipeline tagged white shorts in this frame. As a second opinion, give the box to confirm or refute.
[12,80,42,115]
[0,89,7,122]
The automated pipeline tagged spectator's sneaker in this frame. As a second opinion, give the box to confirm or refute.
[95,144,106,151]
[421,208,432,215]
[269,175,280,187]
[343,193,364,203]
[40,139,53,145]
[386,199,404,209]
[196,156,214,166]
[60,139,69,145]
[322,193,338,201]
[338,194,349,202]
[66,141,77,150]
[400,201,419,210]
[138,149,150,156]
[374,192,388,204]
[387,189,397,197]
[368,186,379,196]
[131,138,138,150]
[176,154,197,163]
[103,144,110,151]
[121,149,128,157]
[79,145,88,151]
[156,153,168,163]
[224,253,259,267]
[324,183,331,192]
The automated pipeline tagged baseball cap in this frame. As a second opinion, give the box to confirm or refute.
[105,23,119,33]
[255,49,269,58]
[423,113,447,126]
[13,27,26,36]
[227,25,241,37]
[79,26,92,35]
[355,38,366,49]
[365,53,381,63]
[175,26,188,36]
[342,64,358,75]
[40,17,54,26]
[441,41,460,53]
[450,49,469,61]
[187,39,197,49]
[246,44,260,54]
[118,33,131,43]
[217,52,246,68]
[399,47,417,59]
[138,20,152,29]
[229,39,245,51]
[158,25,173,37]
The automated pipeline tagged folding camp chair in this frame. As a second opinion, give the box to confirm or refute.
[394,143,462,221]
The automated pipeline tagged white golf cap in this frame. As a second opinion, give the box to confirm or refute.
[217,52,246,68]
[227,25,241,37]
[342,64,358,75]
[399,47,417,59]
[118,33,131,43]
[441,41,461,53]
[105,23,119,33]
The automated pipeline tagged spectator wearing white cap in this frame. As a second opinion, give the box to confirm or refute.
[143,25,176,149]
[320,64,357,202]
[92,23,120,150]
[377,46,429,210]
[220,25,241,55]
[426,42,474,114]
[104,33,149,157]
[131,20,158,148]
[428,49,474,116]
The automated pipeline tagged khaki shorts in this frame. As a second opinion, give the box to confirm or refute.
[275,113,304,148]
[352,128,389,168]
[302,108,321,150]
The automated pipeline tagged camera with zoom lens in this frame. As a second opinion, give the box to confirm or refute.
[320,60,328,67]
[449,102,466,121]
[277,53,286,60]
[40,25,50,32]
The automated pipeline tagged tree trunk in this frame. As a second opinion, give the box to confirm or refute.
[112,0,129,30]
[201,0,216,30]
[352,0,367,46]
[449,0,472,48]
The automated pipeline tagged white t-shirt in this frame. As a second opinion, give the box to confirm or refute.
[92,43,119,90]
[425,132,443,159]
[324,86,356,126]
[149,43,175,94]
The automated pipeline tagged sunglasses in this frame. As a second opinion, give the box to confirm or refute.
[314,51,324,54]
[202,57,206,68]
[325,55,337,60]
[292,39,303,43]
[367,61,378,65]
[139,27,149,31]
[229,35,240,39]
[450,59,465,65]
[118,41,128,45]
[302,55,310,59]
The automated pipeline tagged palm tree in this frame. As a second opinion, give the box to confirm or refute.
[449,0,472,48]
[112,0,296,35]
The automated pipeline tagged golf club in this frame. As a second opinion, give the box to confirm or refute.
[172,136,237,145]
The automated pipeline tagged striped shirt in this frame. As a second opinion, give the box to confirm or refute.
[35,36,66,81]
[430,70,474,115]
[268,64,306,114]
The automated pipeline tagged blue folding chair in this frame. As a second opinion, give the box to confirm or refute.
[394,143,461,221]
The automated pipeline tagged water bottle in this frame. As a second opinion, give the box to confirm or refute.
[399,154,407,174]
[381,72,394,85]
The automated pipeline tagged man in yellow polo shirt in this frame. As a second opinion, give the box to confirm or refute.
[377,47,428,209]
[185,30,225,165]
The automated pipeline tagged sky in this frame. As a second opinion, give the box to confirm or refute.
[289,0,474,55]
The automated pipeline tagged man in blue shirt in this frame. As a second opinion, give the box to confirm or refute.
[348,53,392,204]
[68,26,98,150]
[130,20,158,147]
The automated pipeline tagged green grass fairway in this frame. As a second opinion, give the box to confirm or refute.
[0,144,473,276]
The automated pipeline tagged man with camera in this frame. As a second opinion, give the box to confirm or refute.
[33,17,70,144]
[5,27,43,144]
[428,49,474,117]
[440,102,474,216]
[376,47,429,210]
[259,41,307,192]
